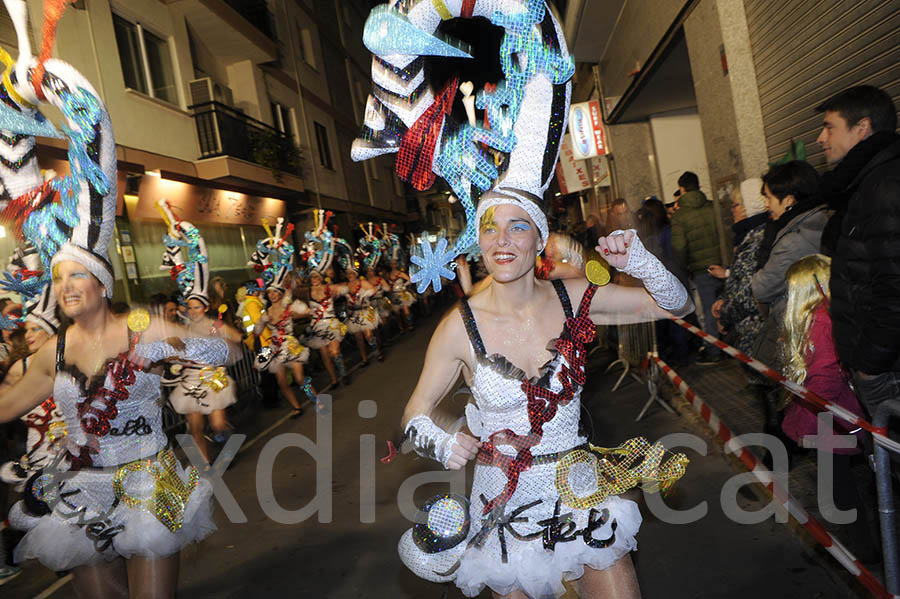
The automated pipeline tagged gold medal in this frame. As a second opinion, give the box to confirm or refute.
[127,308,151,333]
[585,260,611,286]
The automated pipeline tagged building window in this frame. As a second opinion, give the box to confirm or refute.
[113,14,178,105]
[314,121,333,170]
[297,25,316,69]
[270,103,295,141]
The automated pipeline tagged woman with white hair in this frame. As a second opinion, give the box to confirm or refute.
[709,177,769,354]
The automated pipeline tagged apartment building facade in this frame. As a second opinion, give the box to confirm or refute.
[564,0,898,262]
[0,0,410,301]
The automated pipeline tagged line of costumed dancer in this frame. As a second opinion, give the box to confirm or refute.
[242,215,318,414]
[157,199,244,467]
[351,2,693,598]
[0,1,239,597]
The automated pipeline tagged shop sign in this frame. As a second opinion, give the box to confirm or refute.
[568,100,607,160]
[133,176,286,225]
[556,134,610,194]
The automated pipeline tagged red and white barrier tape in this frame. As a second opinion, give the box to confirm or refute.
[653,355,893,598]
[668,315,900,455]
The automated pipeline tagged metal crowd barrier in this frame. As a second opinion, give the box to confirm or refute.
[873,401,900,595]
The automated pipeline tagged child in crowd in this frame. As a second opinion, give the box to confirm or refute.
[780,254,878,561]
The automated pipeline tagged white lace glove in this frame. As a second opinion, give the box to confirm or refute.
[617,230,689,310]
[405,415,460,469]
[133,337,229,365]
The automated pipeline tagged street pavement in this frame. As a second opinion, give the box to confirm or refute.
[5,310,867,598]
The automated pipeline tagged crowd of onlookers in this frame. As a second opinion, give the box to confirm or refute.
[577,85,898,564]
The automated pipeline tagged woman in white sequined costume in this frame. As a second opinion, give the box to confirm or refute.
[0,3,236,595]
[345,265,383,364]
[366,265,392,323]
[303,270,350,386]
[256,283,316,415]
[165,298,243,465]
[388,261,415,331]
[399,200,693,599]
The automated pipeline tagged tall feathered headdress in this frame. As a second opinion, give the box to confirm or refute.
[157,199,209,306]
[0,0,118,309]
[302,209,352,276]
[356,222,382,271]
[351,0,574,292]
[4,242,57,334]
[249,216,295,292]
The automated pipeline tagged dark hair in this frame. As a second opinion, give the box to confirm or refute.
[816,85,897,133]
[678,172,699,191]
[639,198,668,229]
[611,198,628,209]
[762,160,821,204]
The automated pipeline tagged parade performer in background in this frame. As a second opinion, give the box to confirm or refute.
[247,217,316,415]
[342,255,382,364]
[157,200,243,466]
[352,2,691,597]
[360,223,392,345]
[0,2,234,595]
[302,210,351,387]
[0,248,65,496]
[387,260,415,332]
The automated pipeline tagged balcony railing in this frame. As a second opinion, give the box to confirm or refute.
[191,101,301,178]
[224,0,274,39]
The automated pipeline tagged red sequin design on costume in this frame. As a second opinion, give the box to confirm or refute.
[477,285,598,515]
[269,308,294,348]
[311,285,332,324]
[69,348,141,469]
[22,397,58,449]
[347,281,364,309]
[169,263,186,279]
[396,77,458,191]
[0,180,60,237]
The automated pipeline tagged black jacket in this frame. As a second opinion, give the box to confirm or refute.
[831,137,900,374]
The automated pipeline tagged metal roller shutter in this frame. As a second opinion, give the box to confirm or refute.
[744,0,899,170]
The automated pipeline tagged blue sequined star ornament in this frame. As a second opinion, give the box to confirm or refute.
[410,237,456,293]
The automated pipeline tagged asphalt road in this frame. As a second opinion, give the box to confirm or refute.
[4,311,864,598]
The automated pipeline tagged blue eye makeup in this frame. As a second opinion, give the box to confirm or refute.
[510,222,531,232]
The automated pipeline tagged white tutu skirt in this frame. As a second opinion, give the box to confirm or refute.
[255,338,310,373]
[347,306,379,334]
[303,317,344,349]
[399,460,641,599]
[168,369,238,415]
[13,453,216,571]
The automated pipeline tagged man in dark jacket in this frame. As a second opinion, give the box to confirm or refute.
[671,171,722,363]
[823,85,900,419]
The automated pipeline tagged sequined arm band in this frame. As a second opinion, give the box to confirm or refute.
[133,337,229,366]
[618,230,689,311]
[405,415,459,469]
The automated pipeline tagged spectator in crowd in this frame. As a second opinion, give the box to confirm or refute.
[583,213,603,250]
[817,86,900,422]
[665,189,681,220]
[711,178,768,357]
[671,171,723,364]
[750,161,828,437]
[780,255,878,561]
[638,198,692,364]
[605,197,637,232]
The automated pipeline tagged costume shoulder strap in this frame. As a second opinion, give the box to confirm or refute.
[552,279,573,319]
[458,298,486,357]
[55,323,68,373]
[575,283,598,319]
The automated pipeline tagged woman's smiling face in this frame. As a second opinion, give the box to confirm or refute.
[52,260,104,318]
[478,204,541,282]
